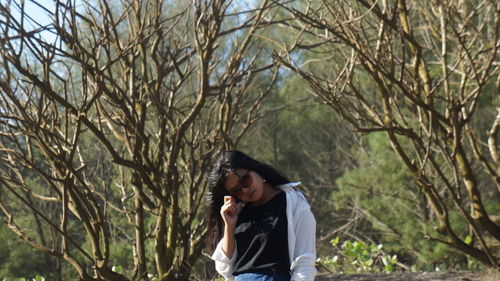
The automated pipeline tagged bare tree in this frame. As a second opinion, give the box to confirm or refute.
[0,0,280,280]
[275,0,499,268]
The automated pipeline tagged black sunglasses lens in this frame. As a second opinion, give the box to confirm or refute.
[240,174,251,188]
[230,186,241,195]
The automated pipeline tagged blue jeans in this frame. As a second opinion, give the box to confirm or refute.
[235,272,291,281]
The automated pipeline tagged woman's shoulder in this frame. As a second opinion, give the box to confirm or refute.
[278,182,311,210]
[277,182,302,191]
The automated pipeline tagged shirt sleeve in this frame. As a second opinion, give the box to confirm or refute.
[290,200,317,281]
[211,239,237,281]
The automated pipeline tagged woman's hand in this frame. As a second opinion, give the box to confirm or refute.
[220,196,239,229]
[220,196,241,258]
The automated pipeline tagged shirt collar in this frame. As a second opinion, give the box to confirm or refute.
[277,182,302,189]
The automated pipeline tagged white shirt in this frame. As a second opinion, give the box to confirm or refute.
[211,182,317,281]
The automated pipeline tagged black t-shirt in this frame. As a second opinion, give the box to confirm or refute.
[233,191,290,276]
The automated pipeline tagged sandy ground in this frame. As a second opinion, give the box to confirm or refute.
[315,270,499,281]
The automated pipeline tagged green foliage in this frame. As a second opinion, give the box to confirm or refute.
[317,237,398,273]
[0,225,52,279]
[330,132,487,269]
[1,276,45,281]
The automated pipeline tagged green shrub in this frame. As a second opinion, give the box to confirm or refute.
[317,237,398,273]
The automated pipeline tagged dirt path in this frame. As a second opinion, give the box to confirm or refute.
[315,270,498,281]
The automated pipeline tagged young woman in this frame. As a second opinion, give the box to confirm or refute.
[207,151,317,281]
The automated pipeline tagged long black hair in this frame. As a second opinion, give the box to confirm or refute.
[206,150,289,249]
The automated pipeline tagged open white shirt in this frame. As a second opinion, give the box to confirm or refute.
[211,182,317,281]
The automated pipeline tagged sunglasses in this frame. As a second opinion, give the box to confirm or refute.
[227,170,252,197]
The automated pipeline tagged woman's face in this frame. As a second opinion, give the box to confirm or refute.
[223,169,265,202]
